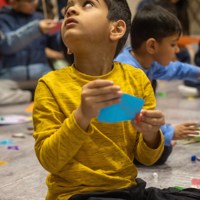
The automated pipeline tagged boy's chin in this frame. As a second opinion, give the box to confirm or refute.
[158,61,171,66]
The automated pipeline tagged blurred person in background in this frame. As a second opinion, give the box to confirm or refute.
[137,0,200,97]
[0,0,63,81]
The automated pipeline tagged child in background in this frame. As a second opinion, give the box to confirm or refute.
[115,5,200,165]
[0,0,62,81]
[33,0,166,199]
[137,0,200,97]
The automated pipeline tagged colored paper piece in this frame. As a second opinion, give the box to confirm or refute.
[98,93,144,123]
[0,115,32,125]
[178,36,200,46]
[191,178,200,188]
[7,145,19,150]
[192,179,200,185]
[0,139,13,145]
[0,160,7,166]
[25,102,34,112]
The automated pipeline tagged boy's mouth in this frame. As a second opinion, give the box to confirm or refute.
[64,18,78,27]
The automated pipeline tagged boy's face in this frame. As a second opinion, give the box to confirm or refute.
[12,0,38,15]
[154,34,180,66]
[61,0,111,52]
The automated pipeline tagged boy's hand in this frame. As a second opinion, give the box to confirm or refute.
[173,122,200,140]
[39,19,58,34]
[74,79,122,130]
[132,110,165,148]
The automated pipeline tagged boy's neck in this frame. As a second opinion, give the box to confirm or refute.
[130,50,153,70]
[73,53,114,76]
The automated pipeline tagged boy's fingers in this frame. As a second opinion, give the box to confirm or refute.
[141,110,164,118]
[88,79,114,88]
[141,116,165,126]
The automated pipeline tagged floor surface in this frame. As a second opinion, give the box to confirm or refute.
[0,80,200,200]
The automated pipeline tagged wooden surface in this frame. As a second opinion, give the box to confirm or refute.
[0,80,200,200]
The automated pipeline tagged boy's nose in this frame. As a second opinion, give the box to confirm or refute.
[176,45,180,53]
[67,6,78,17]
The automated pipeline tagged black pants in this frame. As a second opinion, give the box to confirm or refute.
[184,80,200,91]
[69,178,200,200]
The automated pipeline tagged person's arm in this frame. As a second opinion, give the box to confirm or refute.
[153,61,200,82]
[33,80,94,174]
[74,79,122,131]
[0,18,61,55]
[45,48,64,59]
[173,122,200,140]
[33,78,123,174]
[0,20,43,55]
[133,73,165,165]
[161,124,174,146]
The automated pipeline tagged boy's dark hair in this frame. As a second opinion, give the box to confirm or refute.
[131,5,182,50]
[104,0,131,57]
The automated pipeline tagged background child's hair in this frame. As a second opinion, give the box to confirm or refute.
[151,0,189,35]
[131,5,182,50]
[104,0,131,57]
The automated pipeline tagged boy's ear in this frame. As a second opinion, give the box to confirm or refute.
[110,20,126,41]
[67,48,73,55]
[146,38,158,54]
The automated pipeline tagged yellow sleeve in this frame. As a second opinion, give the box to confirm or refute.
[33,80,94,173]
[134,72,164,165]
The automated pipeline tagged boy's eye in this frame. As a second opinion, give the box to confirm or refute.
[63,0,94,15]
[171,43,177,47]
[83,0,94,8]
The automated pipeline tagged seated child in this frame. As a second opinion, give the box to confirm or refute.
[0,0,62,81]
[115,5,200,165]
[33,1,200,200]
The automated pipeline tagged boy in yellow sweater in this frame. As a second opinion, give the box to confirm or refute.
[33,0,166,199]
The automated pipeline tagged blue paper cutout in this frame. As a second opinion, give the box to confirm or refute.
[0,139,14,145]
[98,93,144,123]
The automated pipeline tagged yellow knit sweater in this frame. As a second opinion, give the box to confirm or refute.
[33,62,164,200]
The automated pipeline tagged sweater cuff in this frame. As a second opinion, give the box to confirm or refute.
[139,130,164,163]
[63,111,94,139]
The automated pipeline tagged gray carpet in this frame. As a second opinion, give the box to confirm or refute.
[0,80,200,200]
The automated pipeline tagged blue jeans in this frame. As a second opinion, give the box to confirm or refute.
[0,63,52,81]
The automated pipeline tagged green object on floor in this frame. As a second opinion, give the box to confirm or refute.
[156,92,167,97]
[175,186,185,190]
[194,136,200,142]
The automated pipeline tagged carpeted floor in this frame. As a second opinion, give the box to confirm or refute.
[0,80,200,200]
